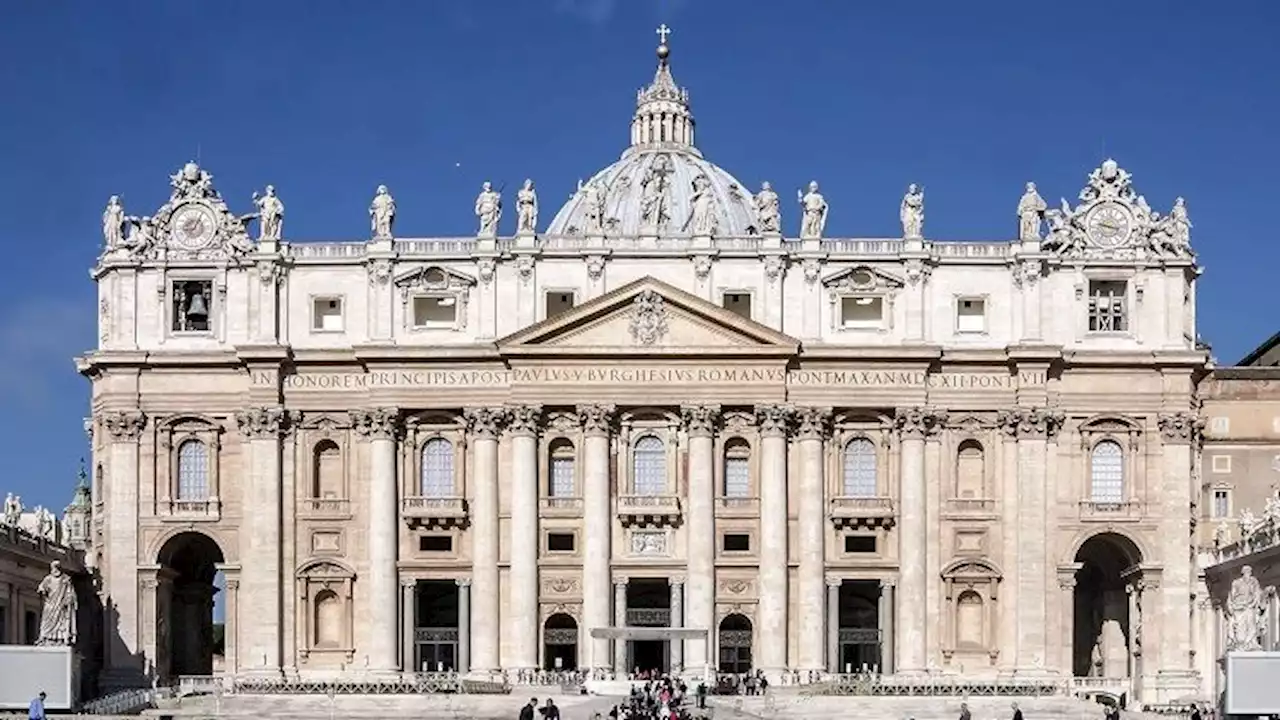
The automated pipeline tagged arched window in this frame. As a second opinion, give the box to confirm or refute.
[548,439,576,498]
[419,438,455,497]
[632,436,667,496]
[1090,440,1125,504]
[841,438,877,497]
[311,440,342,499]
[955,440,985,499]
[176,440,210,500]
[723,439,751,498]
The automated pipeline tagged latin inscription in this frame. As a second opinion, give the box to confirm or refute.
[254,368,1048,390]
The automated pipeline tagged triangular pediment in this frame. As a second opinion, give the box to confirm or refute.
[498,277,800,355]
[393,265,476,290]
[822,265,904,291]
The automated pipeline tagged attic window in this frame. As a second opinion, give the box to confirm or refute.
[840,296,884,329]
[545,291,576,320]
[412,295,458,328]
[722,292,752,320]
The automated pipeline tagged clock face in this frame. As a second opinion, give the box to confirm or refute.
[170,203,217,249]
[1085,203,1133,248]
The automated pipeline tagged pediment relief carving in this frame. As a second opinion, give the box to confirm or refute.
[822,265,904,293]
[394,266,476,295]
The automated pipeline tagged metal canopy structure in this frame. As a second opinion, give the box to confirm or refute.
[589,626,711,641]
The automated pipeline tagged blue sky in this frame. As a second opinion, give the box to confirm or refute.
[0,0,1276,511]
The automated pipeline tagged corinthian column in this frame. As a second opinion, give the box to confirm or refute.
[100,410,146,685]
[895,407,942,673]
[682,404,720,674]
[1157,412,1203,687]
[578,404,616,672]
[507,404,543,671]
[465,407,505,674]
[756,404,792,678]
[349,407,401,672]
[235,406,290,676]
[795,407,831,673]
[998,407,1062,672]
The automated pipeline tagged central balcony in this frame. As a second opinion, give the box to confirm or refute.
[1078,500,1143,522]
[401,496,468,529]
[616,494,682,528]
[829,496,896,529]
[156,498,221,522]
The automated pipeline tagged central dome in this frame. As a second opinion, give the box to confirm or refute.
[546,28,761,238]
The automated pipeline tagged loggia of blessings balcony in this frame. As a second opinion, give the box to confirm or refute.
[616,494,682,528]
[400,495,468,529]
[155,497,221,521]
[829,496,896,530]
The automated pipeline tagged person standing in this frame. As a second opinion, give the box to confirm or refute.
[28,692,46,720]
[519,697,537,720]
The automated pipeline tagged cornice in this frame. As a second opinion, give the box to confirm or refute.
[797,344,942,362]
[350,344,502,363]
[1062,349,1209,369]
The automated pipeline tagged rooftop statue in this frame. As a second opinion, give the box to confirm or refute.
[253,185,285,242]
[798,181,827,240]
[516,179,538,234]
[369,185,396,239]
[475,182,503,238]
[754,182,780,235]
[1017,182,1047,241]
[900,184,924,239]
[2,493,21,526]
[102,196,127,250]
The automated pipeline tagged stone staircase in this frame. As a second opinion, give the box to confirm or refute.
[707,693,1159,720]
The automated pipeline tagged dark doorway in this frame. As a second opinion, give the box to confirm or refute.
[156,532,225,679]
[625,579,670,673]
[717,614,753,674]
[414,580,459,672]
[1072,533,1143,681]
[838,580,881,673]
[543,613,578,670]
[632,640,666,674]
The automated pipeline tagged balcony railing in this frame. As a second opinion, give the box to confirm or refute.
[715,496,760,517]
[402,496,468,528]
[616,494,682,528]
[829,496,896,529]
[625,608,671,627]
[157,498,220,521]
[299,498,352,518]
[944,498,996,516]
[1078,500,1143,522]
[540,496,584,517]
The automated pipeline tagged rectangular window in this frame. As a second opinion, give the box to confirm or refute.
[844,535,877,554]
[840,296,884,329]
[312,297,344,332]
[1211,455,1232,474]
[1087,280,1128,332]
[545,291,576,320]
[1212,489,1230,519]
[723,457,750,498]
[411,295,458,328]
[549,456,575,498]
[171,280,214,333]
[1210,417,1230,435]
[419,535,453,553]
[547,532,576,553]
[722,292,752,320]
[722,533,751,552]
[956,297,986,334]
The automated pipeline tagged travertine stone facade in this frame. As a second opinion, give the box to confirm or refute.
[80,28,1210,703]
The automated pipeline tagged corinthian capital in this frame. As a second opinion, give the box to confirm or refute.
[464,406,507,439]
[1158,412,1204,444]
[681,405,721,437]
[506,405,544,436]
[237,407,290,439]
[755,404,792,437]
[794,407,833,440]
[100,411,146,441]
[576,404,616,436]
[348,407,400,440]
[895,407,946,439]
[996,408,1064,439]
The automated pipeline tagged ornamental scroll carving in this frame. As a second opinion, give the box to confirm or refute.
[1158,412,1204,444]
[348,408,401,439]
[507,405,543,436]
[895,407,946,439]
[996,408,1064,439]
[629,290,669,346]
[236,407,290,439]
[681,405,721,437]
[576,404,616,435]
[755,405,792,436]
[542,576,580,596]
[794,407,833,440]
[464,407,507,439]
[100,411,146,441]
[366,259,393,286]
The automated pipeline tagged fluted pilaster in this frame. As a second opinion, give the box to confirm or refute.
[682,404,719,673]
[795,407,831,672]
[578,404,616,671]
[507,404,543,671]
[465,407,506,673]
[350,407,401,672]
[756,404,791,677]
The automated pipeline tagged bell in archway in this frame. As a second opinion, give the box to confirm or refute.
[186,292,208,320]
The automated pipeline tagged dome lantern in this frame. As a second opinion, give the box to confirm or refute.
[631,24,695,152]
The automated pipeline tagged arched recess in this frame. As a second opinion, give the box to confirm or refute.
[154,531,226,680]
[296,560,356,664]
[1071,532,1146,679]
[718,613,753,674]
[953,439,986,499]
[542,612,578,670]
[940,558,1002,659]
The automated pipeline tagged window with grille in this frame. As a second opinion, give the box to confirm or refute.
[632,436,667,496]
[549,453,575,498]
[1212,489,1230,518]
[723,440,750,498]
[842,438,878,497]
[419,438,455,497]
[1089,440,1125,503]
[1087,280,1128,332]
[176,439,210,500]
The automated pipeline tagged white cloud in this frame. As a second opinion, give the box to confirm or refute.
[0,296,93,408]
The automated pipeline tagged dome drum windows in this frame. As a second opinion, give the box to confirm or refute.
[831,436,895,530]
[403,433,467,529]
[618,433,681,528]
[158,418,222,521]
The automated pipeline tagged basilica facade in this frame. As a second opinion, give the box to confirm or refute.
[80,29,1208,703]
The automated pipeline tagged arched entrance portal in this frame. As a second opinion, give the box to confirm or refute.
[1072,532,1144,682]
[717,614,753,674]
[543,613,578,671]
[156,532,225,679]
